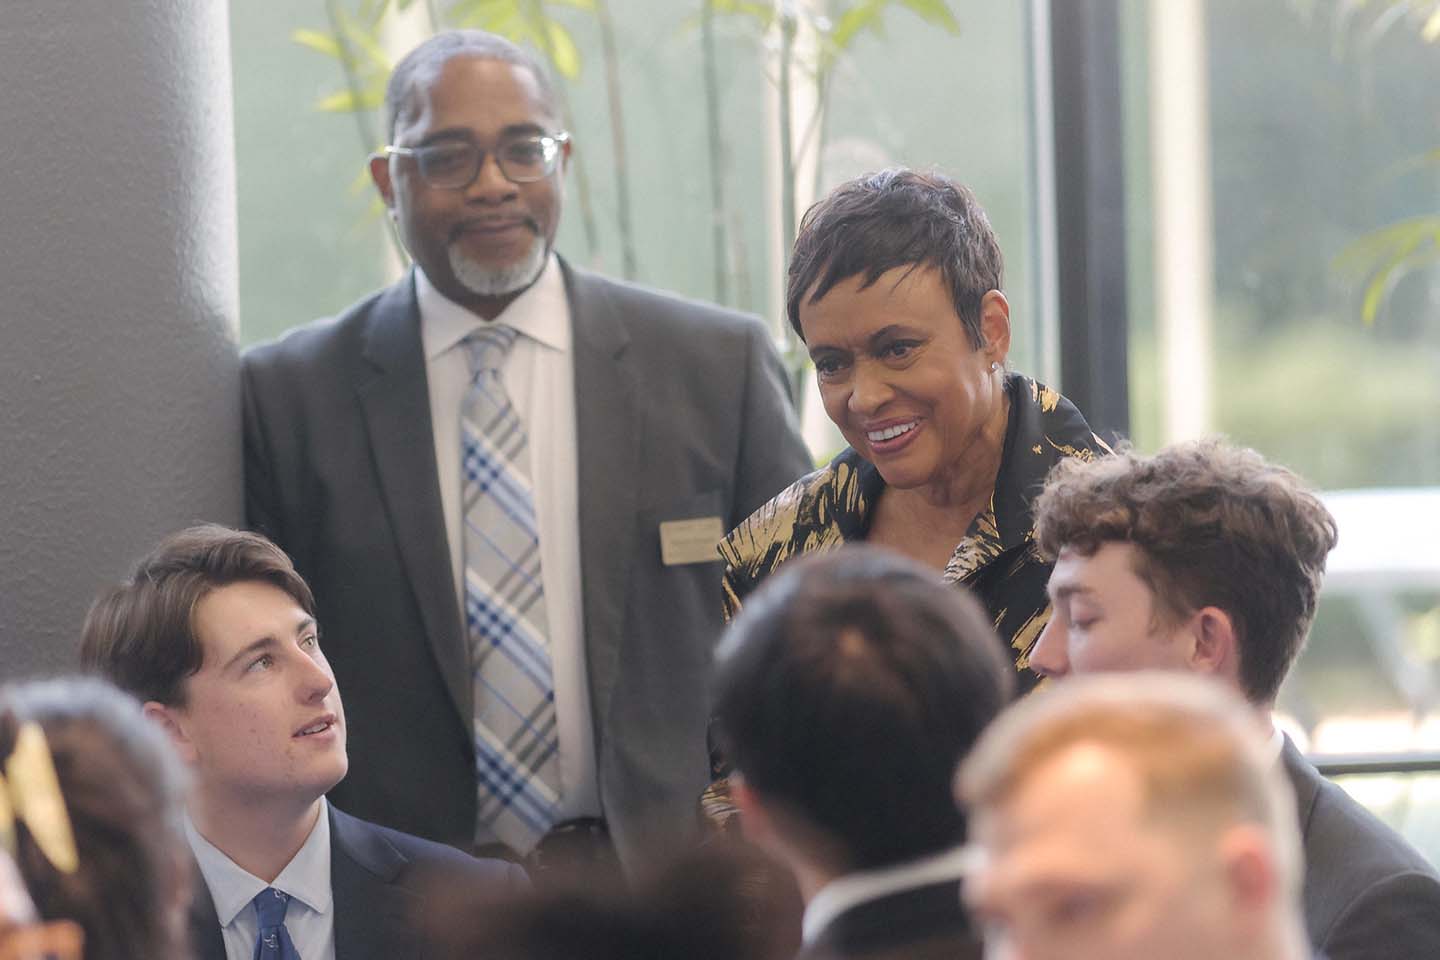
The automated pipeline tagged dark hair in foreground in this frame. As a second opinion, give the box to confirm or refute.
[785,168,1004,347]
[0,677,190,960]
[79,523,315,706]
[1034,439,1338,704]
[432,845,792,960]
[384,29,556,141]
[711,545,1014,871]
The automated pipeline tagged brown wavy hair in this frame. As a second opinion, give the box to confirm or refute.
[79,524,314,707]
[1033,439,1338,704]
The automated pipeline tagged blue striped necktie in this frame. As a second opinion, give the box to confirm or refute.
[461,324,560,853]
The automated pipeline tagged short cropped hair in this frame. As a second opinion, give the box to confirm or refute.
[958,672,1302,896]
[385,30,556,141]
[712,545,1014,871]
[0,677,190,960]
[1033,440,1338,704]
[785,168,1005,348]
[79,524,315,706]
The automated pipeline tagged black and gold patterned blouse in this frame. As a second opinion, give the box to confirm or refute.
[718,373,1111,692]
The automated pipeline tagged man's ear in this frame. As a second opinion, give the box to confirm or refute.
[978,290,1011,364]
[1218,825,1280,933]
[1188,606,1239,681]
[729,773,781,853]
[369,153,396,211]
[143,700,199,767]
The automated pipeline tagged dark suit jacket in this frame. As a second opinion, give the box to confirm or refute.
[797,879,982,960]
[1283,737,1440,959]
[242,261,811,866]
[188,806,521,960]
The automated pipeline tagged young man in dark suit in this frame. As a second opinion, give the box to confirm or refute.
[241,29,810,870]
[712,546,1014,960]
[80,525,521,960]
[1029,439,1440,960]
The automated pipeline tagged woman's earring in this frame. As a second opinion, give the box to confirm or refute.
[990,361,1001,372]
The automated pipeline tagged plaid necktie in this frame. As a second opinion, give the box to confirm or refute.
[461,325,560,853]
[251,888,300,960]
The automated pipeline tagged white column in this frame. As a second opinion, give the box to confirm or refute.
[1150,0,1215,442]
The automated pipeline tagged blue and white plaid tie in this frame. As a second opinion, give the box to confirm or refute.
[462,324,560,853]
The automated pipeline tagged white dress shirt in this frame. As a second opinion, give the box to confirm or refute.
[417,258,601,835]
[185,799,335,960]
[801,845,972,945]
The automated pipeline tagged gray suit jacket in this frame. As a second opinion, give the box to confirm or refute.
[242,261,810,866]
[1282,737,1440,959]
[187,806,521,960]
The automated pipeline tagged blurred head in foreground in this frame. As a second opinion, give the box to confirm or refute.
[0,677,191,960]
[713,545,1012,883]
[957,672,1309,960]
[435,844,790,960]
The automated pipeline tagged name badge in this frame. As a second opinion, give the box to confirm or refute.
[659,516,725,566]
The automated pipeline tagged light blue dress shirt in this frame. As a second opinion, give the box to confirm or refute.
[185,799,336,960]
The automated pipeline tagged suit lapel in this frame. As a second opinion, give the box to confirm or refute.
[330,807,417,960]
[354,274,471,727]
[186,872,227,960]
[564,263,640,743]
[1280,734,1321,838]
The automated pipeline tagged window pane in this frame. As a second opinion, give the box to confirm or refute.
[1122,0,1440,793]
[230,1,1046,398]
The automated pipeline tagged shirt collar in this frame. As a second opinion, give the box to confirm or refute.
[801,844,970,945]
[185,798,334,926]
[1268,722,1287,766]
[416,254,570,361]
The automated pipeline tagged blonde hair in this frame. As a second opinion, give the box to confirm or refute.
[958,672,1302,895]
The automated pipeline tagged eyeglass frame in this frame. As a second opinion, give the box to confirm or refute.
[380,131,571,189]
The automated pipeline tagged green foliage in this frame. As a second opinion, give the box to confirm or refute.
[1334,216,1440,326]
[294,0,590,141]
[1293,0,1440,324]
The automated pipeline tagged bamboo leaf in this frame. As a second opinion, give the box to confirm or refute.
[898,0,961,32]
[317,85,387,112]
[316,88,366,112]
[1359,243,1436,326]
[1423,6,1440,41]
[1332,215,1440,326]
[334,2,393,69]
[831,1,887,51]
[292,28,344,59]
[545,20,584,77]
[361,0,394,23]
[705,0,775,29]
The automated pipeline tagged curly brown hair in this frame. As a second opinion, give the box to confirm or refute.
[1033,439,1338,704]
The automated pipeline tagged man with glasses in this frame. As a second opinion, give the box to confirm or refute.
[241,29,810,874]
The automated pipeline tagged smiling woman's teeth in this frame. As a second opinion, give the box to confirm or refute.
[868,422,916,442]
